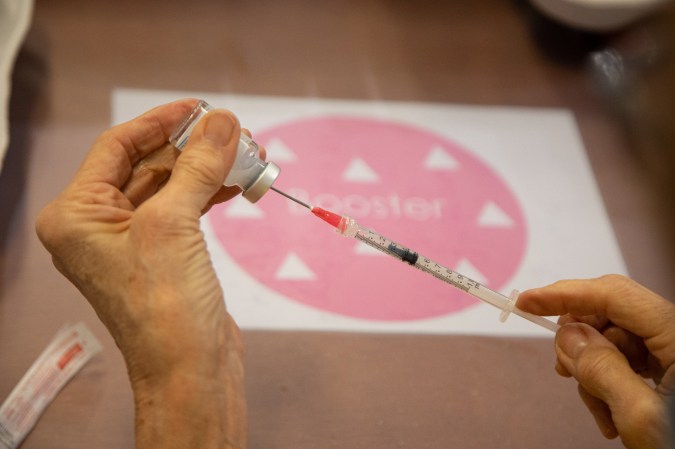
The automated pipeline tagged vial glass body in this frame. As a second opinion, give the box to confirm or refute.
[169,100,280,202]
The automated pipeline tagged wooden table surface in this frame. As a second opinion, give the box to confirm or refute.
[2,1,673,448]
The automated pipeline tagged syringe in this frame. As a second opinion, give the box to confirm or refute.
[271,187,560,333]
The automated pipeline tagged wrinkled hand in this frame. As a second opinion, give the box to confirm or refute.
[518,275,675,449]
[36,100,247,449]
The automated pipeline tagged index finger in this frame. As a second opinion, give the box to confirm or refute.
[73,99,198,187]
[518,275,675,342]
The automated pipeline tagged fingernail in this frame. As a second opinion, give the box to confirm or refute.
[203,111,236,145]
[556,324,589,359]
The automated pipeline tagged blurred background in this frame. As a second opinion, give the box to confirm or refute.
[1,1,673,448]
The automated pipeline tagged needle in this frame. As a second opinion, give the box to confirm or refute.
[270,186,312,210]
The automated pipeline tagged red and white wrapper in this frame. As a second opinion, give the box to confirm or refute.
[0,323,102,449]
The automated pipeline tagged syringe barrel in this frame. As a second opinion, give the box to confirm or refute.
[325,212,560,332]
[469,284,511,310]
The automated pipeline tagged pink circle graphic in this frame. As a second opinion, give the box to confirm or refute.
[208,116,527,321]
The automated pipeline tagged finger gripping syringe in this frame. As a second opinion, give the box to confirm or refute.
[271,187,559,332]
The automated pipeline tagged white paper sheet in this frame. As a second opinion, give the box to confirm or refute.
[112,88,627,337]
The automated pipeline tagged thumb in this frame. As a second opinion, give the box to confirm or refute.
[161,110,240,213]
[556,323,666,448]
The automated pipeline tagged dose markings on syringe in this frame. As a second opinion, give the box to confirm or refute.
[357,228,476,294]
[415,259,475,293]
[355,229,402,258]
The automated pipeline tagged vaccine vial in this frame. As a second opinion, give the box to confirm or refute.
[169,100,280,203]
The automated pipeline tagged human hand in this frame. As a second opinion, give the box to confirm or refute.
[518,275,675,449]
[36,100,247,449]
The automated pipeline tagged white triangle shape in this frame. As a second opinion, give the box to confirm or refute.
[354,241,385,256]
[224,197,265,219]
[454,259,488,285]
[424,145,459,171]
[342,157,380,183]
[265,137,298,163]
[275,252,316,280]
[477,202,514,227]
